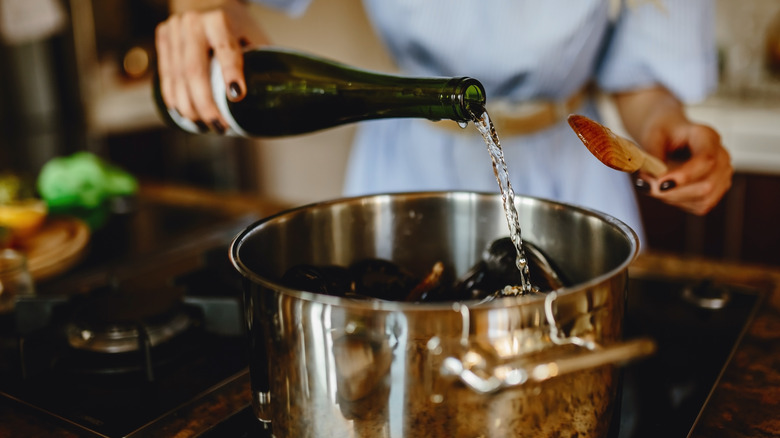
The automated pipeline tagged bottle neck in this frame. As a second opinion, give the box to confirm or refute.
[449,77,486,122]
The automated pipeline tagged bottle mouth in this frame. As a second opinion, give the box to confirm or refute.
[455,77,486,122]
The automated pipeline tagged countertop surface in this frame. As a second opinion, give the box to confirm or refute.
[629,252,780,438]
[1,184,779,437]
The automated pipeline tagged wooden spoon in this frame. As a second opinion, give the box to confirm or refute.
[567,114,667,177]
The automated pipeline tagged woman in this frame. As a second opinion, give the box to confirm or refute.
[155,0,733,241]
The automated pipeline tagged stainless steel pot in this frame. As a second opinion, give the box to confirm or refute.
[230,192,651,437]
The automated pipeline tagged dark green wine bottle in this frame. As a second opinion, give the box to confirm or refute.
[154,48,486,137]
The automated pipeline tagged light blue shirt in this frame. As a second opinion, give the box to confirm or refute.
[258,0,718,242]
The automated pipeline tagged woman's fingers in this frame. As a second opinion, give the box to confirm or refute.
[203,9,246,102]
[154,20,176,110]
[180,11,225,130]
[154,0,262,131]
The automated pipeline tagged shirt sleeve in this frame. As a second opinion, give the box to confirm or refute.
[249,0,312,17]
[596,0,718,103]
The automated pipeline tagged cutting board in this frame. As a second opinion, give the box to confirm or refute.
[19,216,90,281]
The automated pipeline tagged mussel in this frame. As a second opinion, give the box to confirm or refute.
[278,238,570,303]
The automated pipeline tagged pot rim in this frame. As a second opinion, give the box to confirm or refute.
[229,191,639,311]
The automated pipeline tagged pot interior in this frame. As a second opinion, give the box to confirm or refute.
[231,191,638,305]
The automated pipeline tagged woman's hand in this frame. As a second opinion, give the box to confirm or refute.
[155,0,270,133]
[614,86,733,215]
[639,119,732,215]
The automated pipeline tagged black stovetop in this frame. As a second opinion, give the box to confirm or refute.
[0,198,260,437]
[616,275,761,437]
[0,239,251,437]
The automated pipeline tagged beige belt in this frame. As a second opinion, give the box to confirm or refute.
[437,87,588,137]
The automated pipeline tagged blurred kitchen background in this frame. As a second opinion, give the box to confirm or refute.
[1,0,779,266]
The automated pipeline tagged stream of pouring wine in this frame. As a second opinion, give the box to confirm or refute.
[473,110,533,295]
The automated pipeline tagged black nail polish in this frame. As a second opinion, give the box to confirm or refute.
[195,120,209,133]
[668,147,692,162]
[660,180,677,191]
[228,82,241,100]
[634,178,650,194]
[212,120,225,134]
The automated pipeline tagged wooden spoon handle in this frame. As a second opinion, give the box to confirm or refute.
[640,152,668,177]
[614,136,668,177]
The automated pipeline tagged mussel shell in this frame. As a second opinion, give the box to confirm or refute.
[280,264,353,297]
[348,258,417,302]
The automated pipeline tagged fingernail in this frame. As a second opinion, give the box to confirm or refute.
[660,180,677,191]
[668,147,692,162]
[211,120,225,134]
[634,178,650,194]
[195,120,209,133]
[228,82,241,100]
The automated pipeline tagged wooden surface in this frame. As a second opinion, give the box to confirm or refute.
[136,181,292,217]
[21,217,90,281]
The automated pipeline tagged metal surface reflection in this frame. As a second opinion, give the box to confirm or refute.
[233,192,642,437]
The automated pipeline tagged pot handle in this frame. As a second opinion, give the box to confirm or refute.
[440,337,656,395]
[439,291,656,395]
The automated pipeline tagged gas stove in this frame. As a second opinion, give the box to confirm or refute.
[0,225,254,437]
[0,191,264,437]
[0,205,764,437]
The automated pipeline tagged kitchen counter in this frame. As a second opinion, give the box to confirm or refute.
[630,252,780,438]
[1,184,779,437]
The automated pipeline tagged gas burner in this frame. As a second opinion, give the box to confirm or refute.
[681,279,731,310]
[63,280,192,354]
[55,303,206,377]
[66,305,194,353]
